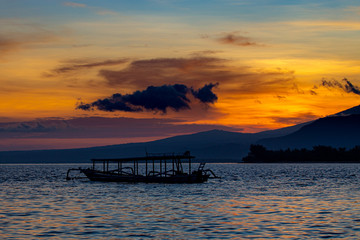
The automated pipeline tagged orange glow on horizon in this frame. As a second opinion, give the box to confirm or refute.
[1,3,360,135]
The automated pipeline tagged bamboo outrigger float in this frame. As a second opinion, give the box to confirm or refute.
[66,151,219,183]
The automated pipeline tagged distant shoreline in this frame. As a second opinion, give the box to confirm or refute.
[0,160,241,164]
[2,161,360,164]
[242,144,360,164]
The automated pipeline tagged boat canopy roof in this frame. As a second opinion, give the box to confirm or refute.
[91,152,195,163]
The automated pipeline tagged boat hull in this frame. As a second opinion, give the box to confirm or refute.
[80,169,210,183]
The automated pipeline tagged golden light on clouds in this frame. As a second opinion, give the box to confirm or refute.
[1,0,360,134]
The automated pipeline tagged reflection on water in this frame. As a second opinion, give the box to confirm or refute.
[1,163,360,239]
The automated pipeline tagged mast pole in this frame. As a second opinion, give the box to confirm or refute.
[189,157,191,175]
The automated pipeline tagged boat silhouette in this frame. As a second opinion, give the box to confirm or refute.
[66,151,219,183]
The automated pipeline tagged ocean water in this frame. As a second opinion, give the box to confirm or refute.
[1,163,360,239]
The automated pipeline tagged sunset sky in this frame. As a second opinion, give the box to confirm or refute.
[1,0,360,150]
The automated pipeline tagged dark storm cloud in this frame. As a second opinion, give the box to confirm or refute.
[76,103,92,111]
[94,94,142,112]
[191,83,219,103]
[217,33,260,46]
[125,84,190,112]
[77,83,218,113]
[320,78,360,95]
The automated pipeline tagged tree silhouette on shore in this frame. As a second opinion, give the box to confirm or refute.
[242,145,360,163]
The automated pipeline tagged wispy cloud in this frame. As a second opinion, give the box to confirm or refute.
[47,56,297,101]
[63,2,86,8]
[45,56,297,106]
[272,112,318,125]
[48,58,129,75]
[217,32,261,46]
[63,1,118,15]
[345,6,360,15]
[0,33,57,56]
[0,20,58,56]
[96,57,295,94]
[190,50,222,57]
[287,20,360,31]
[98,57,224,88]
[96,10,118,16]
[0,37,21,54]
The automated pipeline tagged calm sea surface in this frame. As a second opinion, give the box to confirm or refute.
[1,163,360,239]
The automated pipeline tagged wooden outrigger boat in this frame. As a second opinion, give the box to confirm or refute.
[66,151,219,183]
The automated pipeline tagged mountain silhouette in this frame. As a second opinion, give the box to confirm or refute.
[0,130,256,163]
[1,105,360,163]
[334,104,360,116]
[258,114,360,149]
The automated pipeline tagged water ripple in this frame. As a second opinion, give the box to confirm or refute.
[1,163,360,239]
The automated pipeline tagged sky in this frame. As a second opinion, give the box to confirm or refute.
[1,0,360,150]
